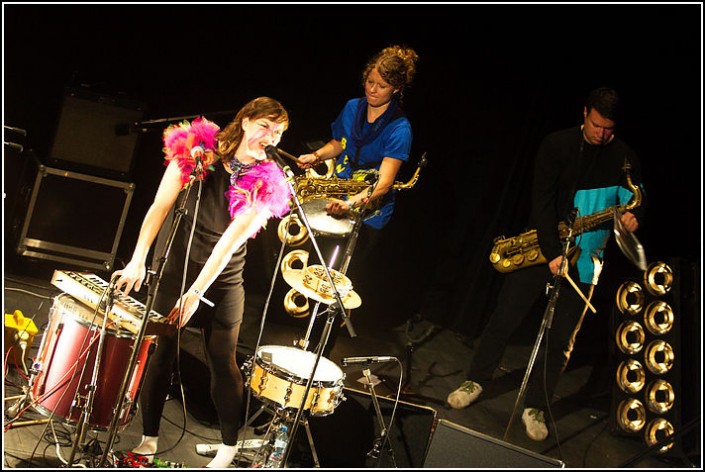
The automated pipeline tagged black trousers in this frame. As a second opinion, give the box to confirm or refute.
[467,264,591,410]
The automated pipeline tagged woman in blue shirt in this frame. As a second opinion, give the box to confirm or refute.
[296,45,419,355]
[298,44,419,230]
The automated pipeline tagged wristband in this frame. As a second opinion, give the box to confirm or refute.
[191,288,215,307]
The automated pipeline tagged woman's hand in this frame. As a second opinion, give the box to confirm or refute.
[325,198,353,216]
[297,153,318,169]
[112,261,146,298]
[166,290,201,328]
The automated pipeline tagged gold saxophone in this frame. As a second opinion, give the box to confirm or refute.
[277,153,427,246]
[294,152,427,203]
[489,160,642,273]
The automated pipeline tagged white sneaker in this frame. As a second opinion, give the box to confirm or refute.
[522,408,548,441]
[447,380,483,409]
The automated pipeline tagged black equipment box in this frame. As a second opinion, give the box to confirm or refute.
[48,87,146,180]
[16,165,134,272]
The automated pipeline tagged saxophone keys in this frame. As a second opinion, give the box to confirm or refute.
[511,254,525,266]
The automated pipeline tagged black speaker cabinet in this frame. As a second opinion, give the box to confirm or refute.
[303,387,437,468]
[17,165,134,271]
[48,87,146,179]
[423,419,565,468]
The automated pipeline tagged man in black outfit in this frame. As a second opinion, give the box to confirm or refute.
[447,87,646,441]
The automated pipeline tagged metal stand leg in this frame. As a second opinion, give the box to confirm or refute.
[302,417,320,468]
[362,368,396,467]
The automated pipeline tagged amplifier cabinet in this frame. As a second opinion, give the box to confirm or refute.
[17,165,134,271]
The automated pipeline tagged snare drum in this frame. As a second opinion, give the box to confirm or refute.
[30,294,156,430]
[249,345,344,416]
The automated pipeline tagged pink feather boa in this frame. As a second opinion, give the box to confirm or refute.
[163,116,220,186]
[226,160,293,224]
[162,117,292,236]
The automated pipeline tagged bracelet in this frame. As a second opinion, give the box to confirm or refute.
[352,197,369,210]
[191,288,215,307]
[313,151,322,164]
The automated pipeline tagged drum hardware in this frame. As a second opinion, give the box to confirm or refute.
[249,146,362,467]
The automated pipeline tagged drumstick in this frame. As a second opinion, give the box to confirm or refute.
[562,270,597,314]
[274,147,302,164]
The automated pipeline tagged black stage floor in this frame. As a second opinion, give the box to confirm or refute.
[3,270,700,469]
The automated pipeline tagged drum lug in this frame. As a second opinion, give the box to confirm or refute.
[310,391,320,411]
[284,385,293,406]
[256,375,268,395]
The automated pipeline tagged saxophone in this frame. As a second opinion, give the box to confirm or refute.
[277,153,427,246]
[294,152,428,203]
[489,160,642,273]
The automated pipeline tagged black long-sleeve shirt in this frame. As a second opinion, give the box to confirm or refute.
[531,126,646,283]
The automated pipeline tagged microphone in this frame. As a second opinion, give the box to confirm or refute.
[341,356,396,366]
[264,145,294,178]
[190,145,205,158]
[190,143,205,179]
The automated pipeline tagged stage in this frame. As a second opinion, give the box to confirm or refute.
[3,268,698,468]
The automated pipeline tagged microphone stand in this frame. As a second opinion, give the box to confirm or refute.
[99,162,203,467]
[265,147,356,468]
[361,367,396,467]
[503,211,577,441]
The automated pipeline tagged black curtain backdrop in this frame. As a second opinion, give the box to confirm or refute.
[4,4,701,343]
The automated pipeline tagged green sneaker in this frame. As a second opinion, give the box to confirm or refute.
[447,380,483,409]
[522,408,548,441]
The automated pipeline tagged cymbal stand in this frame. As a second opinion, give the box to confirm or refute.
[503,219,576,441]
[99,166,203,466]
[339,174,378,275]
[66,284,116,466]
[267,149,356,467]
[362,368,396,467]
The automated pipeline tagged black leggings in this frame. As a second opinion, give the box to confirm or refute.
[139,323,243,445]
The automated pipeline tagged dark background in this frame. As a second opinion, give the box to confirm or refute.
[3,4,702,340]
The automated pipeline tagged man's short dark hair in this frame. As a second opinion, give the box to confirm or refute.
[586,87,621,121]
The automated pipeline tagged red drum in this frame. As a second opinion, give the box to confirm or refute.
[31,294,156,430]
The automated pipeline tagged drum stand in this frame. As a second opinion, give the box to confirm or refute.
[244,407,322,468]
[268,151,363,467]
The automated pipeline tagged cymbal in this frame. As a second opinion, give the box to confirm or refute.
[613,208,647,271]
[301,199,355,237]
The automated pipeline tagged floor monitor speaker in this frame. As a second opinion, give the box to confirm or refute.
[423,419,564,468]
